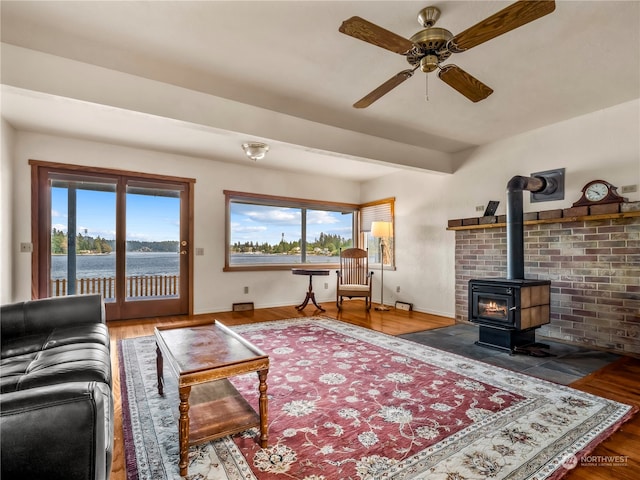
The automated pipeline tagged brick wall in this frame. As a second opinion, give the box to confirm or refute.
[454,216,640,355]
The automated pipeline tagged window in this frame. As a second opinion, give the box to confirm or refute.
[31,160,194,320]
[224,191,395,271]
[224,191,358,271]
[361,198,395,269]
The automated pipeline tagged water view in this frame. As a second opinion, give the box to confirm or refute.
[230,253,339,264]
[51,252,180,279]
[51,252,341,279]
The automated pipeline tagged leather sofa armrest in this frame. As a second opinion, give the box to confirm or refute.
[1,381,113,480]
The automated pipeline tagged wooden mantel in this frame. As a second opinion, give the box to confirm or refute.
[447,206,640,231]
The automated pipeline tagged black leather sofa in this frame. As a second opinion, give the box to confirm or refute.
[0,294,113,480]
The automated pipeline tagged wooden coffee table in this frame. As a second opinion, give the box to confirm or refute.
[154,320,269,476]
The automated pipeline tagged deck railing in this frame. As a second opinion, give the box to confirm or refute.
[50,275,180,299]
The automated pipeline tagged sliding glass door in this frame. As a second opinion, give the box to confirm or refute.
[49,174,118,299]
[33,162,193,320]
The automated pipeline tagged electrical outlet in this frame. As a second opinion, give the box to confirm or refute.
[475,205,485,212]
[20,242,33,253]
[396,286,400,293]
[195,247,204,256]
[244,286,249,294]
[621,184,638,194]
[324,282,328,289]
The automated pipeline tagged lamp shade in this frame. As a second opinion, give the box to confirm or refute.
[371,221,393,238]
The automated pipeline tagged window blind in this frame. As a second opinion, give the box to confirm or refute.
[360,199,394,232]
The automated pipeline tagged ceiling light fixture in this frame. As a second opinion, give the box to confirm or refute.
[242,142,269,161]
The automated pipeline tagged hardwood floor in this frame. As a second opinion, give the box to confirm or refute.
[564,356,640,480]
[107,301,639,480]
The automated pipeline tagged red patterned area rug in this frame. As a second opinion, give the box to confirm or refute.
[119,318,635,480]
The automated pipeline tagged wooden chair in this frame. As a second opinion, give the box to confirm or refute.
[336,248,373,310]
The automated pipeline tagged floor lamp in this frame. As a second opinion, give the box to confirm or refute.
[371,221,393,311]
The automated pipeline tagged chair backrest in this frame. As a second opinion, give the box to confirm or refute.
[338,248,369,285]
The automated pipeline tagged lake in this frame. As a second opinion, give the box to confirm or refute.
[51,252,340,279]
[51,252,180,279]
[230,254,338,265]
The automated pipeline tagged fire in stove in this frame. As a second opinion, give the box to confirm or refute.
[479,299,508,319]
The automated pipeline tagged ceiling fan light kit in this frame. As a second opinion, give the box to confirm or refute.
[339,0,556,107]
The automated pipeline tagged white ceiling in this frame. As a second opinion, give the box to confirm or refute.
[1,1,639,181]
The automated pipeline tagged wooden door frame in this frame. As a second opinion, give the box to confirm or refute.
[30,160,195,320]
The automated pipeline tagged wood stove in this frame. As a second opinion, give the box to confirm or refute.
[469,278,550,352]
[468,174,556,353]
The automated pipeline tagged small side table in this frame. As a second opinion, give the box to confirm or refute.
[292,268,330,311]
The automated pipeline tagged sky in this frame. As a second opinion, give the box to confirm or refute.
[51,187,180,242]
[230,203,353,245]
[51,187,353,245]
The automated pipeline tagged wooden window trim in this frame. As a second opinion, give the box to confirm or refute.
[224,190,360,272]
[29,160,196,315]
[224,191,395,272]
[360,198,396,270]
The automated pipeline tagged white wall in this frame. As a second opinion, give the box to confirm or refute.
[9,132,361,312]
[360,99,640,317]
[361,171,455,317]
[4,43,637,317]
[5,101,639,316]
[449,99,640,219]
[1,119,16,303]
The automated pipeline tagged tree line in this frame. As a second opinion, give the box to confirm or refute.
[231,232,352,256]
[51,229,179,254]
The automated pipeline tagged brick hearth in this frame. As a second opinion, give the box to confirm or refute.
[450,212,640,355]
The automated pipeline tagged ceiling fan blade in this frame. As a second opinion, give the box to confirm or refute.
[448,0,556,53]
[354,69,415,108]
[339,16,415,54]
[438,65,493,102]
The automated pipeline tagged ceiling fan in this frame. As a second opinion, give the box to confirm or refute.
[338,0,556,108]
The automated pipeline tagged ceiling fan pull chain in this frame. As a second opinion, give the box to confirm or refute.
[425,73,430,102]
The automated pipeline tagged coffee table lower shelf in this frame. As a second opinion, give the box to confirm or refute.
[188,379,261,445]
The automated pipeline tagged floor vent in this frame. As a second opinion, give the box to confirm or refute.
[395,301,413,311]
[232,302,254,312]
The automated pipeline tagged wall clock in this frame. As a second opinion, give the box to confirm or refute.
[572,180,626,207]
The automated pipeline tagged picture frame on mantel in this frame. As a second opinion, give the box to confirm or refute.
[483,201,499,217]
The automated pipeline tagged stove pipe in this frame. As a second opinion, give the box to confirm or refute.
[506,175,557,279]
